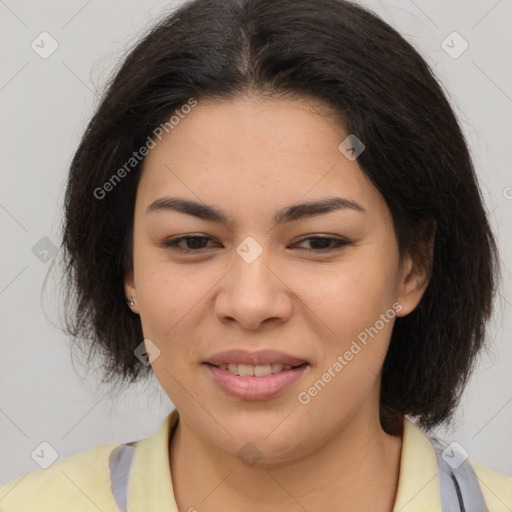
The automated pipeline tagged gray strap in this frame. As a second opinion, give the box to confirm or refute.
[109,444,136,512]
[429,435,489,512]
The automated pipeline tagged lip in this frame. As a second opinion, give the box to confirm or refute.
[204,363,309,400]
[204,349,308,367]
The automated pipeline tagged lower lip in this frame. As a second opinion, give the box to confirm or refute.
[204,363,309,400]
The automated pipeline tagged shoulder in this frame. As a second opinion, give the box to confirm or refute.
[399,417,512,511]
[469,458,512,512]
[0,442,121,512]
[0,410,179,512]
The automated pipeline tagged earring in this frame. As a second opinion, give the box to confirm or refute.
[126,296,135,307]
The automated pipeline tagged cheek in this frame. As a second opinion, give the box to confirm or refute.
[137,273,198,336]
[297,262,399,412]
[297,254,400,339]
[132,244,196,339]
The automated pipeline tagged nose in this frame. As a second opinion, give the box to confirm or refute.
[214,244,293,330]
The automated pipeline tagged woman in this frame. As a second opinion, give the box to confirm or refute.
[1,0,510,510]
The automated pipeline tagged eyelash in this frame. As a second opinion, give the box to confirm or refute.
[162,235,350,253]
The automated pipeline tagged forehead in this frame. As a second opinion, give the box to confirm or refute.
[136,95,386,224]
[149,94,346,159]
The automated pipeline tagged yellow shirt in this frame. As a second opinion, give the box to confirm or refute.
[0,408,510,511]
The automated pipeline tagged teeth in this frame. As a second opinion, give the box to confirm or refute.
[219,363,295,377]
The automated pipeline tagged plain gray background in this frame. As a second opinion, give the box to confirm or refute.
[1,0,511,485]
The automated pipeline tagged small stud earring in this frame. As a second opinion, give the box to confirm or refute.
[126,296,135,307]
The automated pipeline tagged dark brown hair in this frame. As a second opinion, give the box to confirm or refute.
[52,0,500,434]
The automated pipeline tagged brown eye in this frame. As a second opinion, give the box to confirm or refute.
[162,234,350,254]
[292,236,350,252]
[163,235,219,252]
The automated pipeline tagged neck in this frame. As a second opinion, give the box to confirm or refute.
[169,407,403,512]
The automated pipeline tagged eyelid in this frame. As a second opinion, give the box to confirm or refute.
[161,234,351,253]
[161,234,219,251]
[293,235,350,251]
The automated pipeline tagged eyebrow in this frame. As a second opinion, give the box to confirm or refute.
[146,196,366,226]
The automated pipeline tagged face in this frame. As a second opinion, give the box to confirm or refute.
[124,94,429,463]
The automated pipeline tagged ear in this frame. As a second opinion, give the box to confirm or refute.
[124,270,140,314]
[395,218,437,317]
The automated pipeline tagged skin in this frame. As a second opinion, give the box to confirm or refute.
[124,94,432,512]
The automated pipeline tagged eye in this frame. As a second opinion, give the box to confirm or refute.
[292,236,350,252]
[162,234,350,253]
[163,235,219,252]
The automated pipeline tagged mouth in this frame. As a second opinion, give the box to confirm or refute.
[203,361,309,377]
[203,362,310,400]
[203,348,309,369]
